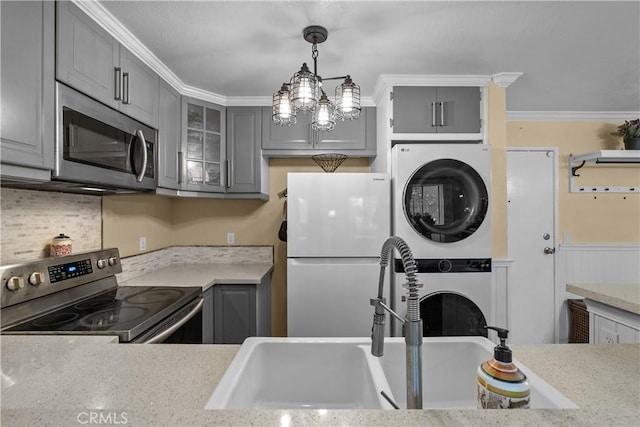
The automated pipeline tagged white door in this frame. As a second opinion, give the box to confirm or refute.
[507,148,558,344]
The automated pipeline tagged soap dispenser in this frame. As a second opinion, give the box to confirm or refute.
[477,326,530,409]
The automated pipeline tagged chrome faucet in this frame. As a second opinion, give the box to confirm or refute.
[370,236,423,409]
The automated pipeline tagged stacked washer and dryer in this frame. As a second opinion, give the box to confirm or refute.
[390,144,492,338]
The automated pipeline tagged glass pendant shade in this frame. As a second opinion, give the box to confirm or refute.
[311,92,336,132]
[272,84,296,126]
[335,76,361,120]
[290,63,319,112]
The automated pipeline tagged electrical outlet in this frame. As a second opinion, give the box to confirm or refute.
[139,236,147,251]
[600,327,618,344]
[227,232,235,245]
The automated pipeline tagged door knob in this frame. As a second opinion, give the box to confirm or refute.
[544,247,555,255]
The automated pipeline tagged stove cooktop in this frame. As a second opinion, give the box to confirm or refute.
[2,286,202,342]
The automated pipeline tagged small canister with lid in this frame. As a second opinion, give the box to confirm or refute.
[50,234,72,257]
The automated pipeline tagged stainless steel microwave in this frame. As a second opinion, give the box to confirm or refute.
[54,83,157,193]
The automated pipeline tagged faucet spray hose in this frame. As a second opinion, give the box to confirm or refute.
[380,237,419,322]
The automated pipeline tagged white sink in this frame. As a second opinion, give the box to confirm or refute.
[206,337,388,409]
[367,337,579,409]
[206,336,578,410]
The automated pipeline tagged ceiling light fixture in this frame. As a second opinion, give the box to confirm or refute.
[272,25,361,132]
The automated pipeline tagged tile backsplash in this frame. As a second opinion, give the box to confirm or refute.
[0,189,102,263]
[117,246,274,282]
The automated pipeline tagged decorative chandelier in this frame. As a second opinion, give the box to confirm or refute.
[272,25,361,132]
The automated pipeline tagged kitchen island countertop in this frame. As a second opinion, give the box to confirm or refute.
[119,262,273,291]
[1,336,638,426]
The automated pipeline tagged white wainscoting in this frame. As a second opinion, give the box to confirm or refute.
[557,243,640,343]
[492,259,513,343]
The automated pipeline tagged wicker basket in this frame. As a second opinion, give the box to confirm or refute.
[568,299,589,343]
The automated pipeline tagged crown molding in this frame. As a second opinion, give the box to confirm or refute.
[506,111,640,121]
[492,72,523,88]
[73,0,229,104]
[224,96,376,107]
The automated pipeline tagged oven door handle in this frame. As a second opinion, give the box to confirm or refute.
[141,297,204,344]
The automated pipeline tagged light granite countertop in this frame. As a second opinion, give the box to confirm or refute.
[567,283,640,315]
[119,263,273,291]
[1,336,638,426]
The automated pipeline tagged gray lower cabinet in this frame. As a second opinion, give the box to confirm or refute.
[261,107,376,157]
[56,1,158,128]
[202,287,214,344]
[0,0,54,182]
[213,280,271,344]
[392,86,481,134]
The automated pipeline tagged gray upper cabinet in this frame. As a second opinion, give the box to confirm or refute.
[0,0,55,182]
[392,86,481,134]
[56,1,158,128]
[261,107,376,157]
[226,107,264,194]
[157,80,181,190]
[181,97,226,193]
[158,102,268,198]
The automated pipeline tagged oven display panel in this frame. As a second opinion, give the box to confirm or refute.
[48,259,93,283]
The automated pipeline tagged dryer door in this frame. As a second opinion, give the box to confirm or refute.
[403,159,488,243]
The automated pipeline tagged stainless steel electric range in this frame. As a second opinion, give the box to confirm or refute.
[0,249,203,343]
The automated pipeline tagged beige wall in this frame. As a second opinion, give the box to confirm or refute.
[507,121,640,243]
[487,83,509,258]
[103,195,173,255]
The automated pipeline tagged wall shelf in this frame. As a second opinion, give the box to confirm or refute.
[569,150,640,193]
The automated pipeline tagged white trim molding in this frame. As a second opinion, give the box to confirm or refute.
[507,111,640,122]
[491,72,523,88]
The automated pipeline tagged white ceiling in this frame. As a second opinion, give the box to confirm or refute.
[98,0,640,113]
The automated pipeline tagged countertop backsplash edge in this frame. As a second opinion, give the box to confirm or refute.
[117,245,273,282]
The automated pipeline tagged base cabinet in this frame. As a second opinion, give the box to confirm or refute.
[213,280,271,344]
[202,287,214,344]
[586,299,640,344]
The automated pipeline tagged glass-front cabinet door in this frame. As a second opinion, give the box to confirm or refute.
[182,97,225,192]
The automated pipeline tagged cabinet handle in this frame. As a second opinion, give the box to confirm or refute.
[226,159,231,189]
[122,72,130,104]
[431,102,437,127]
[177,151,183,184]
[439,101,445,127]
[114,67,122,100]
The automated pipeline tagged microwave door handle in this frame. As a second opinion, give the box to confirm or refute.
[141,297,204,344]
[135,129,148,182]
[68,123,78,147]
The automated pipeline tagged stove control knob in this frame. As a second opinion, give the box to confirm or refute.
[108,257,118,266]
[6,276,24,291]
[97,259,108,269]
[28,272,43,286]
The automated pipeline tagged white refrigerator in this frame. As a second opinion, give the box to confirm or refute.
[287,172,391,337]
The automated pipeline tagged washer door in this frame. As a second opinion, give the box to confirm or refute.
[403,158,488,243]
